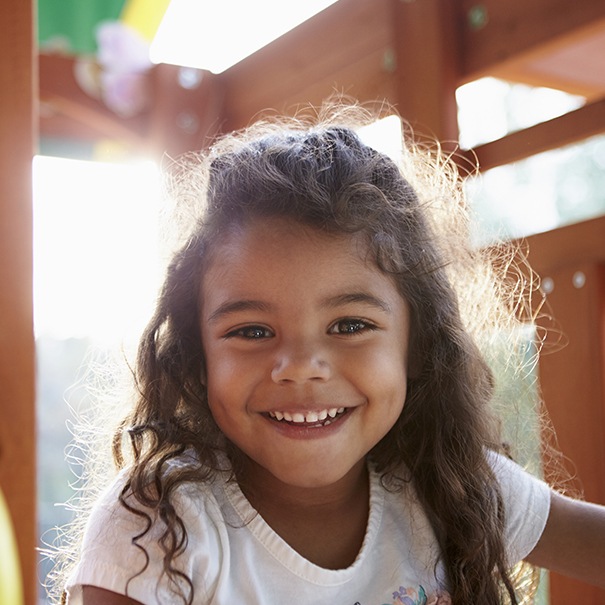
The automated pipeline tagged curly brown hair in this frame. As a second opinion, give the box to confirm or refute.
[66,105,542,604]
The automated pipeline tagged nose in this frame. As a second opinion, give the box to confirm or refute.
[270,340,331,384]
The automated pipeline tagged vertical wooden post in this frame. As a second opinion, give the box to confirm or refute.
[537,262,605,604]
[390,0,460,143]
[148,64,225,157]
[0,1,37,604]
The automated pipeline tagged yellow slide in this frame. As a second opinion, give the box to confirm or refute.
[0,487,23,605]
[121,0,172,41]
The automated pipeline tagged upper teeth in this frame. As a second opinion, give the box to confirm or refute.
[269,408,345,423]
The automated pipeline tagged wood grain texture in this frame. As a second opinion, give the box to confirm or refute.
[0,1,37,604]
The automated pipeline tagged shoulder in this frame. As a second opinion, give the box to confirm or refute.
[67,465,231,604]
[486,450,550,507]
[87,465,230,550]
[486,451,552,563]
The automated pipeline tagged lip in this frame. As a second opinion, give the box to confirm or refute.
[262,407,352,439]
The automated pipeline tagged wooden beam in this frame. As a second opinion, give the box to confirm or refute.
[0,1,36,604]
[459,98,605,173]
[222,0,394,130]
[39,53,149,148]
[525,215,605,275]
[487,18,605,101]
[534,263,605,603]
[459,0,605,82]
[526,217,605,603]
[40,55,228,158]
[37,0,605,155]
[223,0,463,141]
[390,0,460,143]
[148,64,226,158]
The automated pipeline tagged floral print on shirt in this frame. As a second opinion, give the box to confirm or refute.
[387,585,452,605]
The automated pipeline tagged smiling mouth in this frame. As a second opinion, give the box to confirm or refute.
[267,407,347,426]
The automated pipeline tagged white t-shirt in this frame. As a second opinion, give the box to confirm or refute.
[66,453,551,604]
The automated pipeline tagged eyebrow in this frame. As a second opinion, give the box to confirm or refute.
[207,299,274,323]
[206,291,392,323]
[321,292,392,313]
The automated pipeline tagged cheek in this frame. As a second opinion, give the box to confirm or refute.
[202,352,230,411]
[372,347,408,410]
[202,337,235,386]
[204,364,233,409]
[203,351,253,415]
[204,378,239,442]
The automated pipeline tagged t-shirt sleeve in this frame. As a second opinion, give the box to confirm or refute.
[65,475,226,605]
[489,452,552,565]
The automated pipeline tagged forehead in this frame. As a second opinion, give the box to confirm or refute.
[205,218,364,274]
[200,218,403,307]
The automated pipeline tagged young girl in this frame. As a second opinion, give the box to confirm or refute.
[60,106,605,604]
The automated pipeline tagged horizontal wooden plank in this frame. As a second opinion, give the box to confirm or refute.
[488,19,605,101]
[224,48,396,131]
[41,93,149,147]
[222,0,393,129]
[458,98,605,173]
[39,54,228,157]
[459,0,605,81]
[39,53,150,145]
[524,215,605,275]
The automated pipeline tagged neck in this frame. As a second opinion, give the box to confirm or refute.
[237,456,369,513]
[234,456,371,569]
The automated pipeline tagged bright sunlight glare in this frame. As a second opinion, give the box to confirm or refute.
[358,115,403,164]
[32,117,400,350]
[33,157,163,347]
[150,0,339,73]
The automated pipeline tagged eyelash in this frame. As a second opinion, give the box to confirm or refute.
[328,318,378,335]
[223,318,378,340]
[224,325,273,340]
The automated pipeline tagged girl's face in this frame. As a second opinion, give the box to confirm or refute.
[200,218,410,492]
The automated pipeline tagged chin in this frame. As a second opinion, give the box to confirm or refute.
[269,459,366,491]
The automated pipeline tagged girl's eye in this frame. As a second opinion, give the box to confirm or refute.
[329,319,376,335]
[225,325,273,340]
